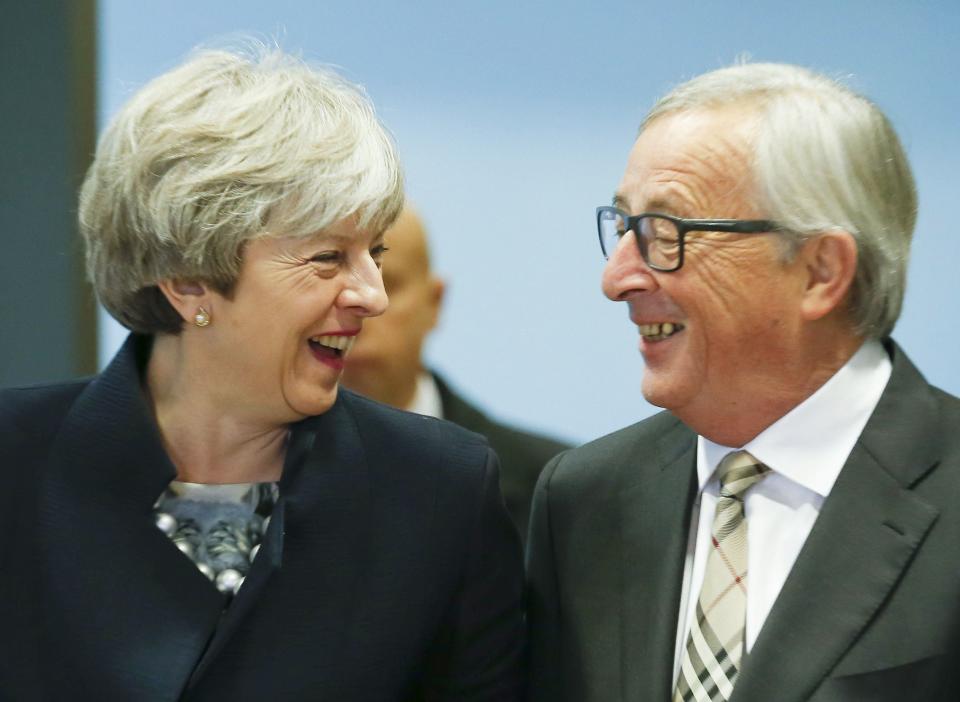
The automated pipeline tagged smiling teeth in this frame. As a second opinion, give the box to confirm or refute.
[310,335,355,352]
[638,322,683,340]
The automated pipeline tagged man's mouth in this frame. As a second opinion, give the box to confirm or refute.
[308,334,356,360]
[638,322,685,341]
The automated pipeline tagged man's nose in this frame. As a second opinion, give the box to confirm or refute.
[601,231,658,301]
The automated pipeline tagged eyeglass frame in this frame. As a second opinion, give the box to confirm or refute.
[596,206,781,272]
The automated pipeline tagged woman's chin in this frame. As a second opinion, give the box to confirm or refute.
[283,383,340,420]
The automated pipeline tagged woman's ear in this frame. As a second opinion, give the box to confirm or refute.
[799,230,859,322]
[157,279,212,327]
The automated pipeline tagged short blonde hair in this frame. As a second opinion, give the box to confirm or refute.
[642,63,916,339]
[80,43,404,333]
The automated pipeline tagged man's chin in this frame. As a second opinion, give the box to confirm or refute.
[640,374,680,411]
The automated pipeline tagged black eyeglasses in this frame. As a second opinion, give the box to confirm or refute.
[596,206,780,272]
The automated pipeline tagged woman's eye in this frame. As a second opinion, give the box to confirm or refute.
[308,252,341,265]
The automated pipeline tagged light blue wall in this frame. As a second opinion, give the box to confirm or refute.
[98,0,960,444]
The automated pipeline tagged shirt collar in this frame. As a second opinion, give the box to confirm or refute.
[697,339,892,498]
[406,371,445,419]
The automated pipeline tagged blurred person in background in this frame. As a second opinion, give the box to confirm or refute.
[0,45,524,701]
[341,206,570,542]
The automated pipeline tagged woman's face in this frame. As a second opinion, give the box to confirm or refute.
[201,218,388,425]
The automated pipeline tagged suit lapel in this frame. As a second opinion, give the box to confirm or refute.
[731,343,941,702]
[186,390,371,691]
[39,336,224,700]
[620,418,697,702]
[184,495,287,689]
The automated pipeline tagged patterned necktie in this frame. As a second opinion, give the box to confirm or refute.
[674,451,770,702]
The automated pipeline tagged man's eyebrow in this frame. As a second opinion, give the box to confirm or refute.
[612,193,681,215]
[644,198,677,214]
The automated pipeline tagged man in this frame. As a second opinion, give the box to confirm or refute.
[342,206,569,542]
[526,63,960,702]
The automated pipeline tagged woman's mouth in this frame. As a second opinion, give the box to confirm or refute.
[308,334,356,368]
[638,322,685,341]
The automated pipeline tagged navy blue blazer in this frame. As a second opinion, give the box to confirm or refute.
[0,335,525,701]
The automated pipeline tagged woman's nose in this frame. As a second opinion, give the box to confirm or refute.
[340,257,389,317]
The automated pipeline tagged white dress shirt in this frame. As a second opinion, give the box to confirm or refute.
[406,371,445,419]
[672,340,892,684]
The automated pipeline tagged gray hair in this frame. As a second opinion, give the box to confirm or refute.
[642,63,916,339]
[80,43,404,334]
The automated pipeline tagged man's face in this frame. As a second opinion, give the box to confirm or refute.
[602,107,810,438]
[341,209,443,407]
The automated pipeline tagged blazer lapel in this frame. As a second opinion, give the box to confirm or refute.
[731,343,941,702]
[184,496,287,689]
[185,390,371,691]
[620,418,697,702]
[39,336,224,701]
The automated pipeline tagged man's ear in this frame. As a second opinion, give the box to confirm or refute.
[426,277,446,331]
[799,230,858,322]
[156,279,211,325]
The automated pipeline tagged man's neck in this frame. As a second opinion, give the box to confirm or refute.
[686,330,866,448]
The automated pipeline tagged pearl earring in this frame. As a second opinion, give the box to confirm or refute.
[193,306,211,327]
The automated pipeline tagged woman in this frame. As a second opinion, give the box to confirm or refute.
[0,45,524,700]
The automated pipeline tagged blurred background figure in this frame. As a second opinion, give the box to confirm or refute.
[342,206,571,541]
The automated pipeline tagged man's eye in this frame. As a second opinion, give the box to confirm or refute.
[654,236,680,252]
[370,244,389,268]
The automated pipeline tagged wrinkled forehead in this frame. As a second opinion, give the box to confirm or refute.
[617,107,761,218]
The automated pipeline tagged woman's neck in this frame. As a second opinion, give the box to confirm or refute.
[146,334,288,484]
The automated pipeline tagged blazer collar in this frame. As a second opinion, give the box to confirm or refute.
[40,334,222,699]
[730,340,942,702]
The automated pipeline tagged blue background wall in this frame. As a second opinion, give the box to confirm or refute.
[98,0,960,444]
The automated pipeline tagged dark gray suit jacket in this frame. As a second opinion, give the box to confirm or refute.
[527,341,960,701]
[0,335,525,701]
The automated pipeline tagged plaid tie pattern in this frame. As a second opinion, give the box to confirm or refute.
[674,451,770,702]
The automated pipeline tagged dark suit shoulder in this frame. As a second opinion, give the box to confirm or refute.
[340,387,488,442]
[0,380,90,560]
[0,378,90,460]
[930,384,960,460]
[542,410,687,491]
[429,373,573,546]
[339,388,493,478]
[932,383,960,417]
[442,387,568,456]
[433,374,570,475]
[480,417,569,463]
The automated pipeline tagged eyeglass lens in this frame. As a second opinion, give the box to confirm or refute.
[599,210,681,269]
